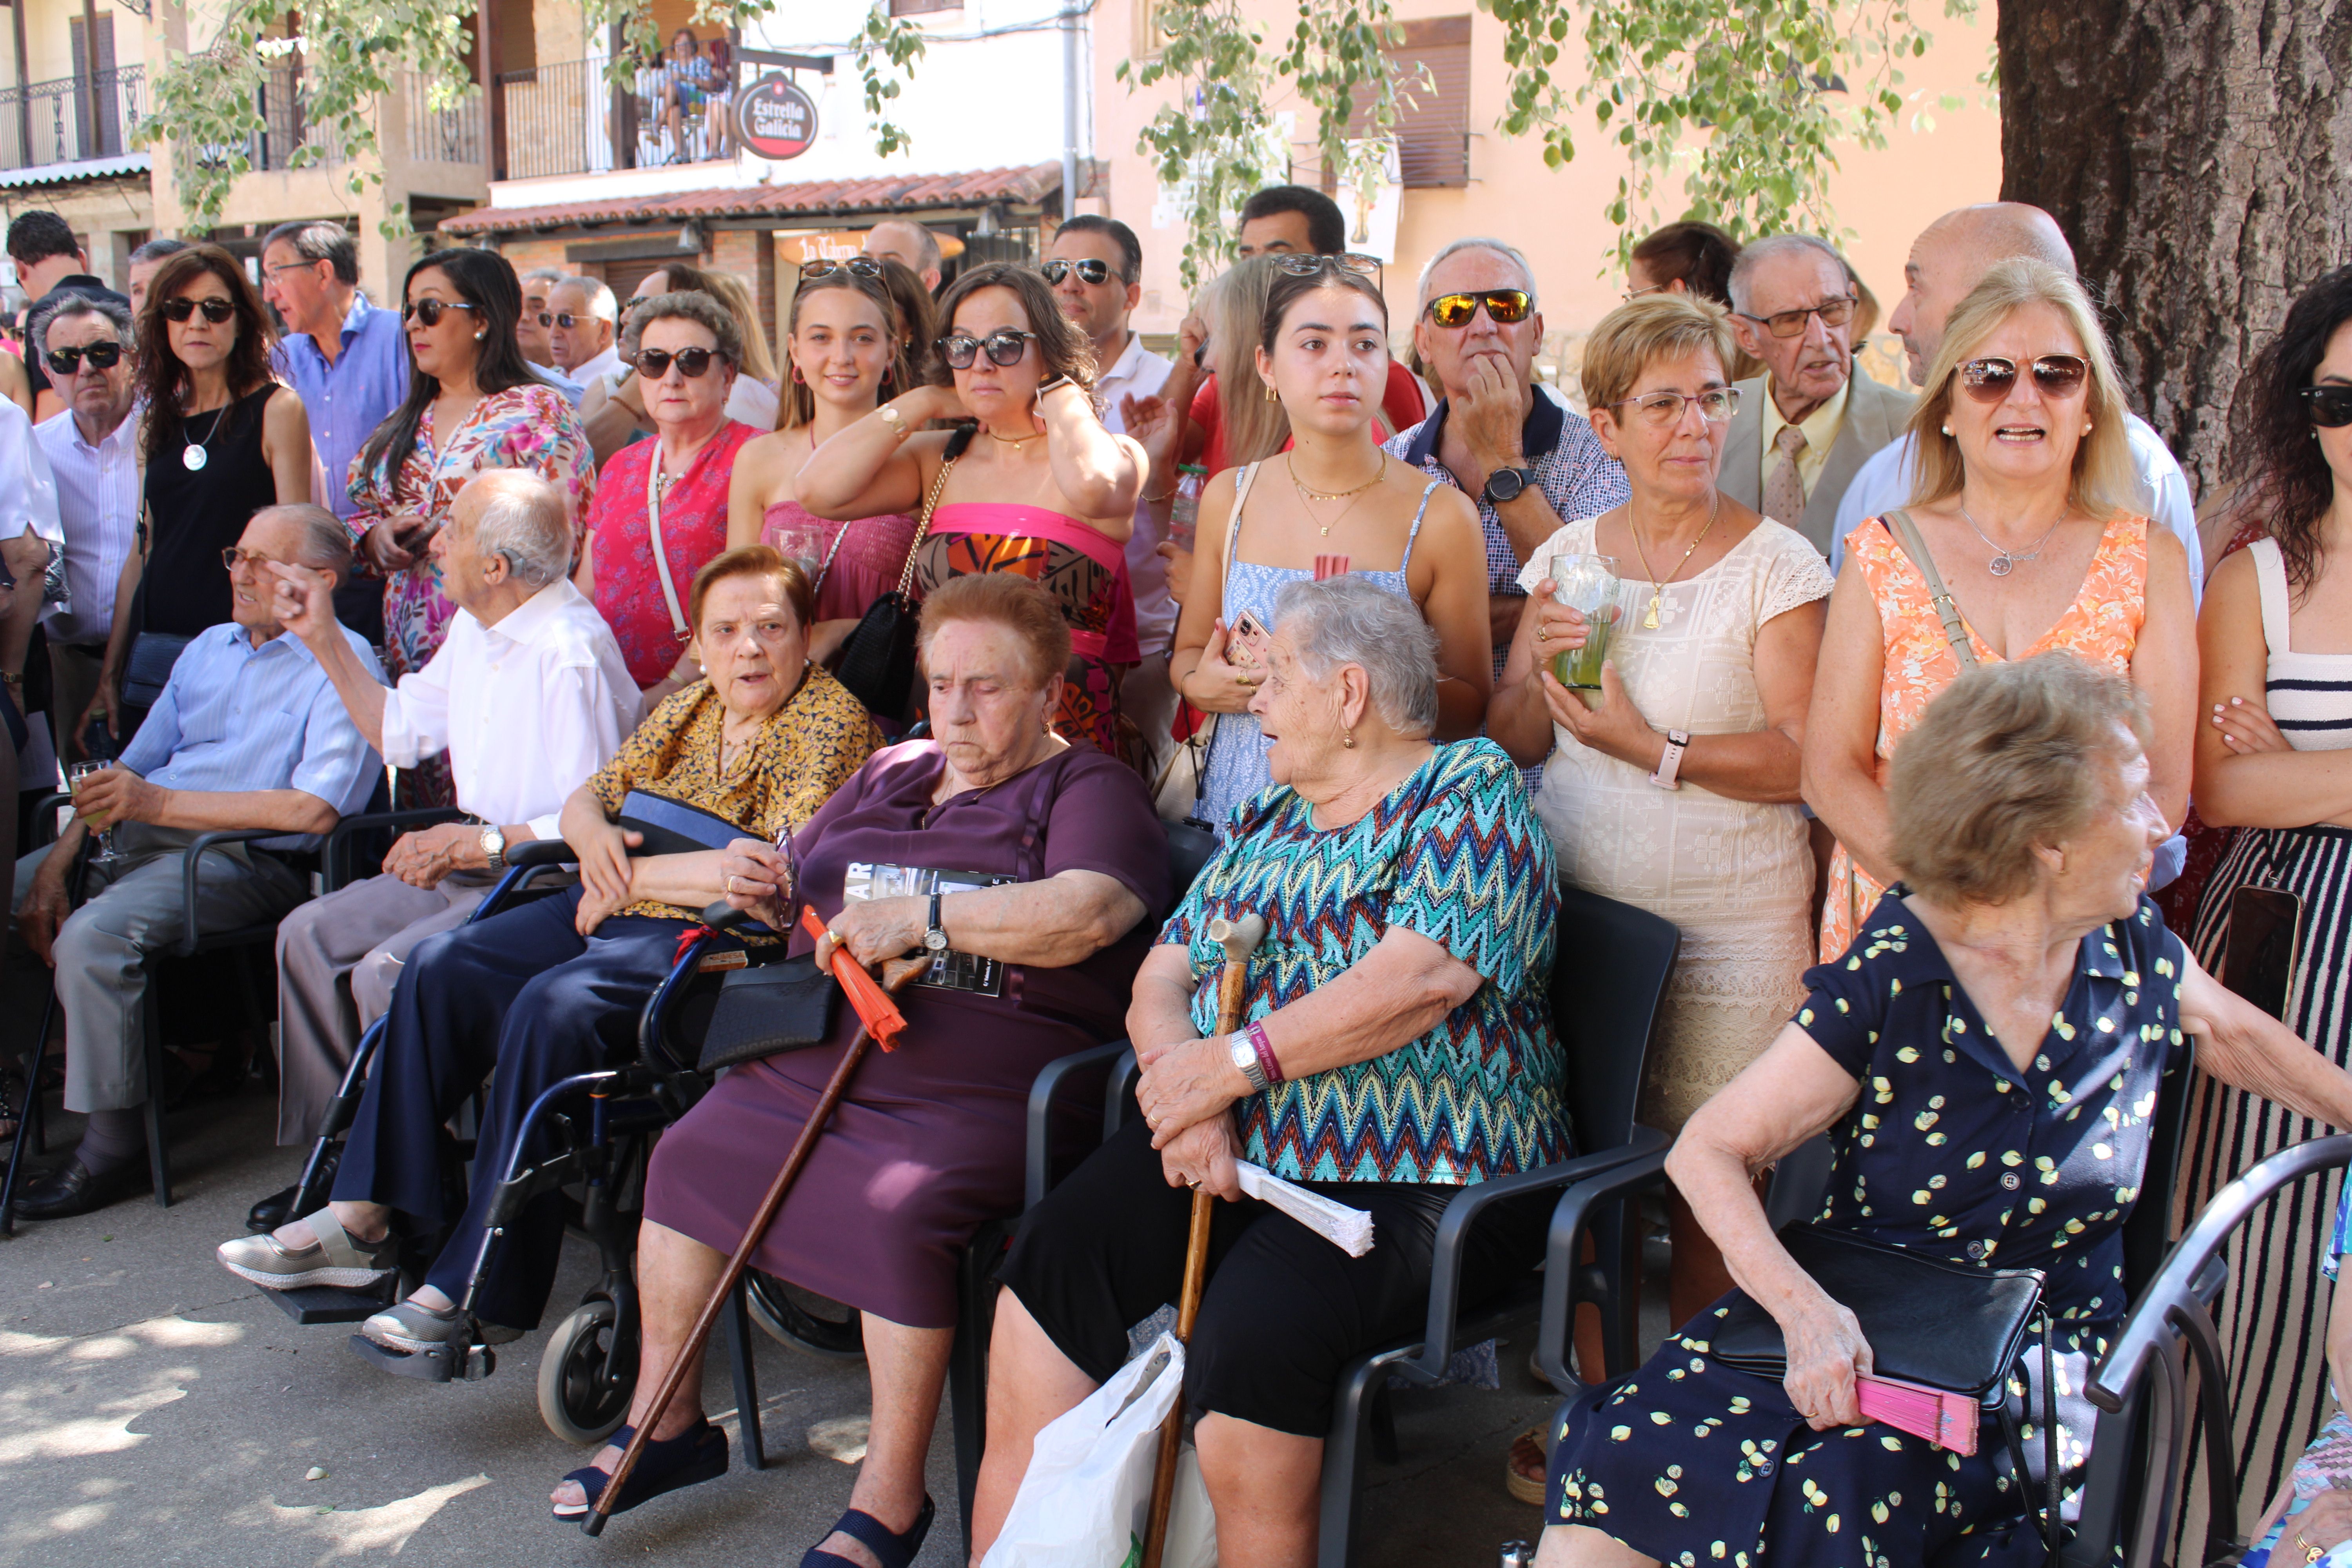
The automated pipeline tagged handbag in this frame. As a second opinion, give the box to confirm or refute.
[1151,711,1216,826]
[616,789,753,855]
[691,955,841,1071]
[831,425,976,719]
[120,500,192,709]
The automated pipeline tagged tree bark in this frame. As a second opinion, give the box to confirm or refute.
[1997,0,2352,505]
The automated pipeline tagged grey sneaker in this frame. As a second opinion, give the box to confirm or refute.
[218,1207,396,1291]
[358,1298,523,1354]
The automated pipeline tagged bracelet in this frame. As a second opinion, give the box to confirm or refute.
[878,403,910,443]
[1245,1020,1284,1084]
[1143,487,1177,505]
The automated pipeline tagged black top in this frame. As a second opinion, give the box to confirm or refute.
[23,276,131,396]
[142,383,280,638]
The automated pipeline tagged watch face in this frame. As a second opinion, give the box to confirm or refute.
[1486,468,1526,502]
[924,929,949,951]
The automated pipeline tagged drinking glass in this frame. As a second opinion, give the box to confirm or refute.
[67,759,118,866]
[769,521,825,583]
[1546,552,1626,710]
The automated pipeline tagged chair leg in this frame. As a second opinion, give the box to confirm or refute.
[723,1280,766,1472]
[1317,1353,1390,1568]
[143,991,171,1207]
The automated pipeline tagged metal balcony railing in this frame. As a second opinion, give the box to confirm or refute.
[495,56,737,181]
[405,71,483,166]
[0,65,144,172]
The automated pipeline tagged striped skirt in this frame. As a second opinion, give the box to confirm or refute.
[2178,824,2352,1537]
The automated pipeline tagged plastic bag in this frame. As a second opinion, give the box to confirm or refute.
[980,1331,1216,1568]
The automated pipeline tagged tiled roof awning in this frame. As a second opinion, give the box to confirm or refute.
[440,162,1062,237]
[0,153,151,190]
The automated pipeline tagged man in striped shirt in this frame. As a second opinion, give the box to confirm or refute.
[31,292,136,766]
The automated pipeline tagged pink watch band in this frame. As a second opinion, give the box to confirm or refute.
[1246,1020,1285,1084]
[1650,729,1690,790]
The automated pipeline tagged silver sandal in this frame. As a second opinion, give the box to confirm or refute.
[217,1206,397,1291]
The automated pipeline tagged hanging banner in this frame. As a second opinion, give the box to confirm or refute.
[737,75,820,161]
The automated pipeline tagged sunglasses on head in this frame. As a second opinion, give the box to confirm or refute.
[45,341,122,375]
[800,258,884,282]
[633,346,722,379]
[2300,385,2352,429]
[938,330,1037,370]
[1270,252,1384,282]
[1042,258,1121,287]
[1738,296,1857,339]
[160,297,236,325]
[402,298,481,328]
[1424,289,1532,328]
[1955,354,2090,403]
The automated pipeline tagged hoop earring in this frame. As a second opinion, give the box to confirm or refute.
[1264,381,1278,403]
[791,365,804,385]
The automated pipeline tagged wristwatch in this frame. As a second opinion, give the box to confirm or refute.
[1481,466,1538,505]
[477,824,506,870]
[1650,730,1690,791]
[922,891,950,953]
[1034,373,1074,401]
[1228,1031,1270,1094]
[878,403,910,442]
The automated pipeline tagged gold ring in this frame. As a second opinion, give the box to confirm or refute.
[826,928,842,943]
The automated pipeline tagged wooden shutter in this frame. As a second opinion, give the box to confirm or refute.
[1344,15,1470,189]
[68,14,122,158]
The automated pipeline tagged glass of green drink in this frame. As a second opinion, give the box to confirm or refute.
[1546,552,1626,710]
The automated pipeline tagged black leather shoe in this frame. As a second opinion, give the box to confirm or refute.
[248,1149,338,1233]
[14,1157,152,1221]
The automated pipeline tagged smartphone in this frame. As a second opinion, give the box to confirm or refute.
[2221,885,2302,1020]
[1229,608,1273,668]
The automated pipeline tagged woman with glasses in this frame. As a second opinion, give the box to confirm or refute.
[579,292,761,701]
[2177,264,2352,1530]
[727,259,924,667]
[1490,293,1832,1329]
[1171,254,1492,831]
[797,261,1149,753]
[1804,257,2196,964]
[348,249,595,803]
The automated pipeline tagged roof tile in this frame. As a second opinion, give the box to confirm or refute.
[440,162,1061,236]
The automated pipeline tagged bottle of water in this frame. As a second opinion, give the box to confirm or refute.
[1168,463,1208,551]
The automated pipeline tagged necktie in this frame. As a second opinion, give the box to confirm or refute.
[1764,425,1809,526]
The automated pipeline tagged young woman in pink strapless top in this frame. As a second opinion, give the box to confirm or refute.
[727,257,931,664]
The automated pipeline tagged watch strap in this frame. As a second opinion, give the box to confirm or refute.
[925,890,947,948]
[1229,1031,1270,1095]
[1650,729,1690,790]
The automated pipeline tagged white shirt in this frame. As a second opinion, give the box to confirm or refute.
[1094,332,1176,655]
[33,405,126,644]
[378,577,642,838]
[571,343,623,387]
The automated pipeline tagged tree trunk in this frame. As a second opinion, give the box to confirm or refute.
[1997,0,2352,506]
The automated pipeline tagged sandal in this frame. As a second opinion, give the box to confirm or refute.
[216,1206,398,1292]
[800,1495,935,1568]
[551,1420,728,1521]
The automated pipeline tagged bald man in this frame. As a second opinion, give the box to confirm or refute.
[1828,203,2200,603]
[863,219,943,293]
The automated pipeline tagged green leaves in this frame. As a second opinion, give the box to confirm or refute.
[1124,0,1281,287]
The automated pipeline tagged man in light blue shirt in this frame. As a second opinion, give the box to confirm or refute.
[8,504,381,1220]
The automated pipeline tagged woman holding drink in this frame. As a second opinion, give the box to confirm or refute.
[1490,293,1831,1326]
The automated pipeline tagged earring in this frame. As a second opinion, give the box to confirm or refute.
[1264,382,1278,403]
[1940,423,1952,436]
[791,365,805,385]
[2082,423,2093,435]
[1342,730,1355,749]
[474,331,485,342]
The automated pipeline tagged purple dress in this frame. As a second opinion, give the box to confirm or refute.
[642,739,1170,1327]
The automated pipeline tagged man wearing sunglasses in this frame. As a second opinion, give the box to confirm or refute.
[545,276,622,386]
[1385,237,1630,680]
[7,210,129,426]
[30,294,135,766]
[1828,203,2201,601]
[1717,234,1914,557]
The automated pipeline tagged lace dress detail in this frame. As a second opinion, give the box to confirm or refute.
[1516,516,1833,1131]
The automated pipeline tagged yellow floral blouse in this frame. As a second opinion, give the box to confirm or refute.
[586,661,880,926]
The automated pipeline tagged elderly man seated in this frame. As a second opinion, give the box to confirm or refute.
[7,504,381,1220]
[244,470,640,1233]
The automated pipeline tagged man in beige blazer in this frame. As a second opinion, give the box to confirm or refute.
[1717,233,1914,556]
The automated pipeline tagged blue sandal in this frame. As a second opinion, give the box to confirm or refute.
[550,1420,728,1521]
[800,1494,935,1568]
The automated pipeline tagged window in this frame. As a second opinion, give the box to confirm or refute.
[1133,0,1172,58]
[1344,15,1470,189]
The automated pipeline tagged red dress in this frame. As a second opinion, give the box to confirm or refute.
[587,420,760,688]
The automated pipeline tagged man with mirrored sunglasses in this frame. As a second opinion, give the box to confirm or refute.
[8,210,128,425]
[1717,233,1913,557]
[31,294,135,766]
[545,276,621,386]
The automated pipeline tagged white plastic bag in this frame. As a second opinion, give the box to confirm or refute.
[980,1330,1217,1568]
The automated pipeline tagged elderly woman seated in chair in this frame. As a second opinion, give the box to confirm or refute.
[218,546,878,1347]
[544,572,1171,1566]
[1537,653,2352,1568]
[971,574,1570,1567]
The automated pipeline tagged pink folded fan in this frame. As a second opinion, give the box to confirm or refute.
[1313,554,1351,581]
[1856,1374,1979,1454]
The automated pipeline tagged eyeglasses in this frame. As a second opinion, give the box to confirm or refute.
[1622,282,1668,303]
[633,346,724,379]
[1955,354,2090,403]
[45,341,122,375]
[538,312,601,329]
[219,547,283,572]
[1606,387,1740,426]
[1270,253,1384,282]
[938,330,1037,370]
[1423,289,1532,328]
[800,258,884,282]
[262,260,323,280]
[160,297,236,325]
[1737,296,1857,339]
[402,298,481,328]
[1042,258,1122,287]
[2301,385,2352,429]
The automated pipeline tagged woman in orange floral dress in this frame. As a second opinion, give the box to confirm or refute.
[1805,258,2198,962]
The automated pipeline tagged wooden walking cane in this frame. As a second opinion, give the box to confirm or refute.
[1141,911,1267,1568]
[584,907,925,1536]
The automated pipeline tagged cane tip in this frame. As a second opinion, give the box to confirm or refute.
[580,1511,608,1538]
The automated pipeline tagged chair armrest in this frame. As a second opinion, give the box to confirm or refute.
[1393,1124,1670,1388]
[324,807,466,892]
[1104,1047,1139,1143]
[1533,1135,1673,1396]
[177,829,286,956]
[1025,1041,1134,1211]
[33,791,69,846]
[509,837,578,869]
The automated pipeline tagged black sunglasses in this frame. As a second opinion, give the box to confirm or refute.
[538,311,601,329]
[2301,385,2352,429]
[1424,289,1532,328]
[1042,258,1122,287]
[160,297,236,324]
[800,258,884,282]
[402,298,481,328]
[633,346,723,379]
[938,330,1037,370]
[46,341,122,374]
[1956,354,2089,403]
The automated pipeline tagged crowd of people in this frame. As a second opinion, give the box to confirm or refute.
[0,176,2350,1564]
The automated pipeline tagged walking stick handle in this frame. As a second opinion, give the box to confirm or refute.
[801,907,910,1047]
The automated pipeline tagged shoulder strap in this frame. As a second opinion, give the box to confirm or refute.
[809,517,851,596]
[895,425,976,599]
[1883,508,1977,668]
[1400,475,1440,569]
[644,448,689,641]
[2250,536,2292,656]
[1218,461,1261,597]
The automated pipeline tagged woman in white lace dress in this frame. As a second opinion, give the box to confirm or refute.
[1491,293,1833,1326]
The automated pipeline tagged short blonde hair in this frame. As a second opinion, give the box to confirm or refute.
[1579,294,1737,412]
[916,573,1071,690]
[1887,652,2150,906]
[1906,258,2137,520]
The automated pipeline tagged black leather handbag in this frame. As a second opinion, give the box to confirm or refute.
[831,425,974,720]
[692,956,840,1071]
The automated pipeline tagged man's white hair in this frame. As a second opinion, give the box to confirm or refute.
[1726,234,1848,315]
[555,275,619,325]
[463,470,572,589]
[1415,237,1540,310]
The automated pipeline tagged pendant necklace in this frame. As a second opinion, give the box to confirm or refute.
[1624,490,1720,630]
[988,426,1034,453]
[181,403,228,472]
[1289,452,1386,537]
[1958,503,2065,577]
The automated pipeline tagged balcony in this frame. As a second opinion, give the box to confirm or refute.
[495,56,737,181]
[0,65,145,176]
[405,71,483,166]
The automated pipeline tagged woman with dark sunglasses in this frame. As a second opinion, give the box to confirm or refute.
[347,249,594,802]
[797,261,1149,755]
[1805,256,2197,964]
[579,291,762,700]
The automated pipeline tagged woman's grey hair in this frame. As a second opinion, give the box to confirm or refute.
[621,290,743,372]
[33,291,132,355]
[253,503,354,585]
[463,470,572,589]
[1416,236,1540,310]
[1272,575,1440,740]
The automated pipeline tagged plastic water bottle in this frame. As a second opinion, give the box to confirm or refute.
[1167,463,1208,551]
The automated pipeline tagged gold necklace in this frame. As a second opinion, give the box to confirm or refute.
[987,426,1035,452]
[1290,452,1386,536]
[1624,490,1721,630]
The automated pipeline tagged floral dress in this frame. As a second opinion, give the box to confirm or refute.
[1820,513,2151,962]
[586,420,759,688]
[1549,890,2191,1565]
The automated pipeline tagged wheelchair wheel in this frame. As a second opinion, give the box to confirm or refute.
[537,1298,634,1446]
[744,1270,864,1361]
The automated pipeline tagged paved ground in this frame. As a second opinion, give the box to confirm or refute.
[0,1087,1638,1566]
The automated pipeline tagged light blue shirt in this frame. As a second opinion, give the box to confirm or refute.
[530,361,586,407]
[271,295,411,524]
[120,622,384,835]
